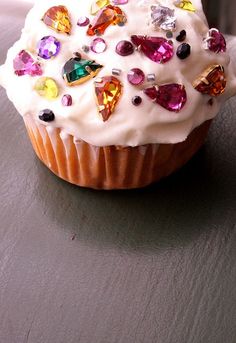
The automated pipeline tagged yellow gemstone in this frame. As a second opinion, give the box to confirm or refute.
[35,77,59,100]
[42,6,71,34]
[94,76,122,121]
[91,0,110,15]
[174,0,196,12]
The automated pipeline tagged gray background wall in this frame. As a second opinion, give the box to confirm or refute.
[202,0,236,34]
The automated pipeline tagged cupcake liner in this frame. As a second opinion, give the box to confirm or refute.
[23,115,212,189]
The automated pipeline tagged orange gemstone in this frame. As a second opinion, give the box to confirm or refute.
[94,76,122,121]
[87,5,126,36]
[193,65,226,96]
[42,6,71,34]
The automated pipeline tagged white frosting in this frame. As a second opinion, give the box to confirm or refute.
[0,0,236,146]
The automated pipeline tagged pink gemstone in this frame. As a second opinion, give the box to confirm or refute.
[62,94,73,106]
[144,84,187,112]
[127,68,145,85]
[131,35,174,63]
[208,29,226,53]
[91,38,107,53]
[113,0,128,4]
[13,50,42,76]
[77,16,90,27]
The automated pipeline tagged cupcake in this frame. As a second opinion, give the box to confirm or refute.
[0,0,235,189]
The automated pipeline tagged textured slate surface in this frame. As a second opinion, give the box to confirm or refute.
[0,2,236,343]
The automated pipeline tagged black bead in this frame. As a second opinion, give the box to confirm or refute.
[176,30,186,42]
[39,109,55,122]
[132,96,142,106]
[176,43,191,60]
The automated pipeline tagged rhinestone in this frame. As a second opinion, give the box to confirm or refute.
[127,68,145,86]
[37,36,61,60]
[62,94,73,106]
[39,109,55,122]
[91,38,107,53]
[132,95,142,106]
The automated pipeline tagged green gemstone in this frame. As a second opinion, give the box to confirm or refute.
[62,58,103,86]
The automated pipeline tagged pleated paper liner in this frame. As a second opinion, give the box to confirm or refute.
[23,115,211,189]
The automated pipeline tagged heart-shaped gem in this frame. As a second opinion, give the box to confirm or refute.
[144,84,187,112]
[13,50,42,77]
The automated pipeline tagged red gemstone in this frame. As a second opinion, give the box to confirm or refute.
[144,84,187,112]
[131,35,174,63]
[208,29,226,53]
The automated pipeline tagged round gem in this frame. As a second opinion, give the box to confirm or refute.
[62,94,73,106]
[166,31,173,39]
[176,29,186,42]
[116,40,134,56]
[35,77,59,99]
[82,45,90,53]
[77,16,90,27]
[37,36,60,60]
[176,43,191,59]
[127,68,145,86]
[39,109,55,122]
[132,95,142,106]
[91,38,107,53]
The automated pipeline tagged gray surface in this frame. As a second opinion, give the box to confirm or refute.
[0,2,236,343]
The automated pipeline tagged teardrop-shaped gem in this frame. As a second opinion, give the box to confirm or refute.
[63,58,103,86]
[94,76,122,121]
[193,65,226,96]
[144,84,187,112]
[131,35,174,64]
[174,0,196,12]
[13,50,42,77]
[34,77,59,100]
[42,6,71,34]
[91,0,110,15]
[87,5,127,36]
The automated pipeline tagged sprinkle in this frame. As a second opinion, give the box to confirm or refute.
[147,73,156,82]
[112,68,122,76]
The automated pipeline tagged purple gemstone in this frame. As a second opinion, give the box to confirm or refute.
[113,0,128,4]
[91,38,107,53]
[13,50,42,76]
[37,36,61,60]
[131,35,174,63]
[144,84,187,112]
[116,40,134,56]
[77,16,90,27]
[127,68,145,85]
[62,94,73,106]
[208,29,226,53]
